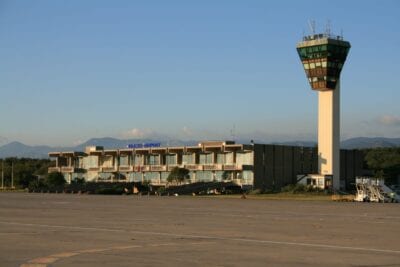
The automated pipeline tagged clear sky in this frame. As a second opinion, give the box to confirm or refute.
[0,0,399,146]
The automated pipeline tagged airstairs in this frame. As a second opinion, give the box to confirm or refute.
[355,177,399,203]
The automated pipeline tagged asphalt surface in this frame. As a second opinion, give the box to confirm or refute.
[0,192,399,267]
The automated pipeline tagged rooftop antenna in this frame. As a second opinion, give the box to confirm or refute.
[230,124,236,142]
[308,19,316,35]
[325,19,331,36]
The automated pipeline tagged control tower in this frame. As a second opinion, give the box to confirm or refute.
[296,29,350,190]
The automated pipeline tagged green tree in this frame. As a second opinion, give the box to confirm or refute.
[46,172,66,187]
[365,148,400,184]
[167,167,190,184]
[15,170,37,189]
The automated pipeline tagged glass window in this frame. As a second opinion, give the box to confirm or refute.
[236,152,253,165]
[132,172,142,182]
[119,155,129,166]
[148,155,160,165]
[216,153,225,164]
[215,171,225,181]
[166,154,177,165]
[199,153,213,164]
[102,156,113,167]
[196,171,213,182]
[225,152,234,164]
[161,172,170,182]
[133,155,143,165]
[182,153,194,164]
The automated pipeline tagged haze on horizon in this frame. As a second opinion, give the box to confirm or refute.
[0,0,399,147]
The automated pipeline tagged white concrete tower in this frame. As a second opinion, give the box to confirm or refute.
[297,33,350,190]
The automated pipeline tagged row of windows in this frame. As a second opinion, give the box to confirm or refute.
[305,69,342,79]
[80,171,254,184]
[308,76,337,82]
[303,61,343,70]
[297,44,349,57]
[310,81,338,90]
[59,152,253,168]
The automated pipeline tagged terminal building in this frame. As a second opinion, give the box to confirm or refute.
[48,141,366,191]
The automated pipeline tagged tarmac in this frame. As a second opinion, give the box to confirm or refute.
[0,192,399,267]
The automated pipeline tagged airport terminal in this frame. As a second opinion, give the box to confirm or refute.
[48,141,365,191]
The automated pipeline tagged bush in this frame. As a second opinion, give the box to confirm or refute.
[281,184,323,194]
[46,172,66,187]
[28,179,48,192]
[95,185,124,195]
[72,177,86,184]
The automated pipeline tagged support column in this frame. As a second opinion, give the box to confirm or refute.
[318,80,340,189]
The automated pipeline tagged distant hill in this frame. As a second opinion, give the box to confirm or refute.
[0,137,399,158]
[0,142,54,159]
[273,141,317,147]
[0,138,197,158]
[340,137,400,149]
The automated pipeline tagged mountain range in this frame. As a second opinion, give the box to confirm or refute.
[0,137,399,159]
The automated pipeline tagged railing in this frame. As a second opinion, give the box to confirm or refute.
[151,165,167,171]
[48,167,61,173]
[223,164,237,171]
[88,167,100,172]
[119,166,133,172]
[167,165,182,171]
[61,166,74,173]
[185,164,203,171]
[203,164,222,171]
[141,166,151,172]
[101,167,117,172]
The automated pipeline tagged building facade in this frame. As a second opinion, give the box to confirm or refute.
[49,141,254,188]
[48,141,366,191]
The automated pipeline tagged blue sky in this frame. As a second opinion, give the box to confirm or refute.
[0,0,399,146]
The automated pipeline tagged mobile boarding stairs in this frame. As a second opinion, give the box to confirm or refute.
[355,177,399,203]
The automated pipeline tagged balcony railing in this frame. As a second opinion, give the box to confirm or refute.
[88,167,100,172]
[167,165,180,171]
[223,164,238,171]
[101,167,117,172]
[151,165,167,171]
[119,166,133,172]
[203,164,223,171]
[48,167,61,173]
[61,166,74,173]
[185,164,203,171]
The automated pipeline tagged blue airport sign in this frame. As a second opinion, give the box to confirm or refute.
[127,143,161,149]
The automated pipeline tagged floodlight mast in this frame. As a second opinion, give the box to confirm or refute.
[296,23,351,190]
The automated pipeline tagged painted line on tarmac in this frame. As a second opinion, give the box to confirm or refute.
[20,241,214,267]
[2,221,399,256]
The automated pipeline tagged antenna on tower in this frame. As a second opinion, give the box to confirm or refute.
[308,19,316,35]
[325,19,331,36]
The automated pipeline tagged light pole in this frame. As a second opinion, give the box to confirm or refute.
[11,161,14,189]
[1,160,4,189]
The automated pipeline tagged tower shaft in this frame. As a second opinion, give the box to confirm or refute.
[318,80,340,189]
